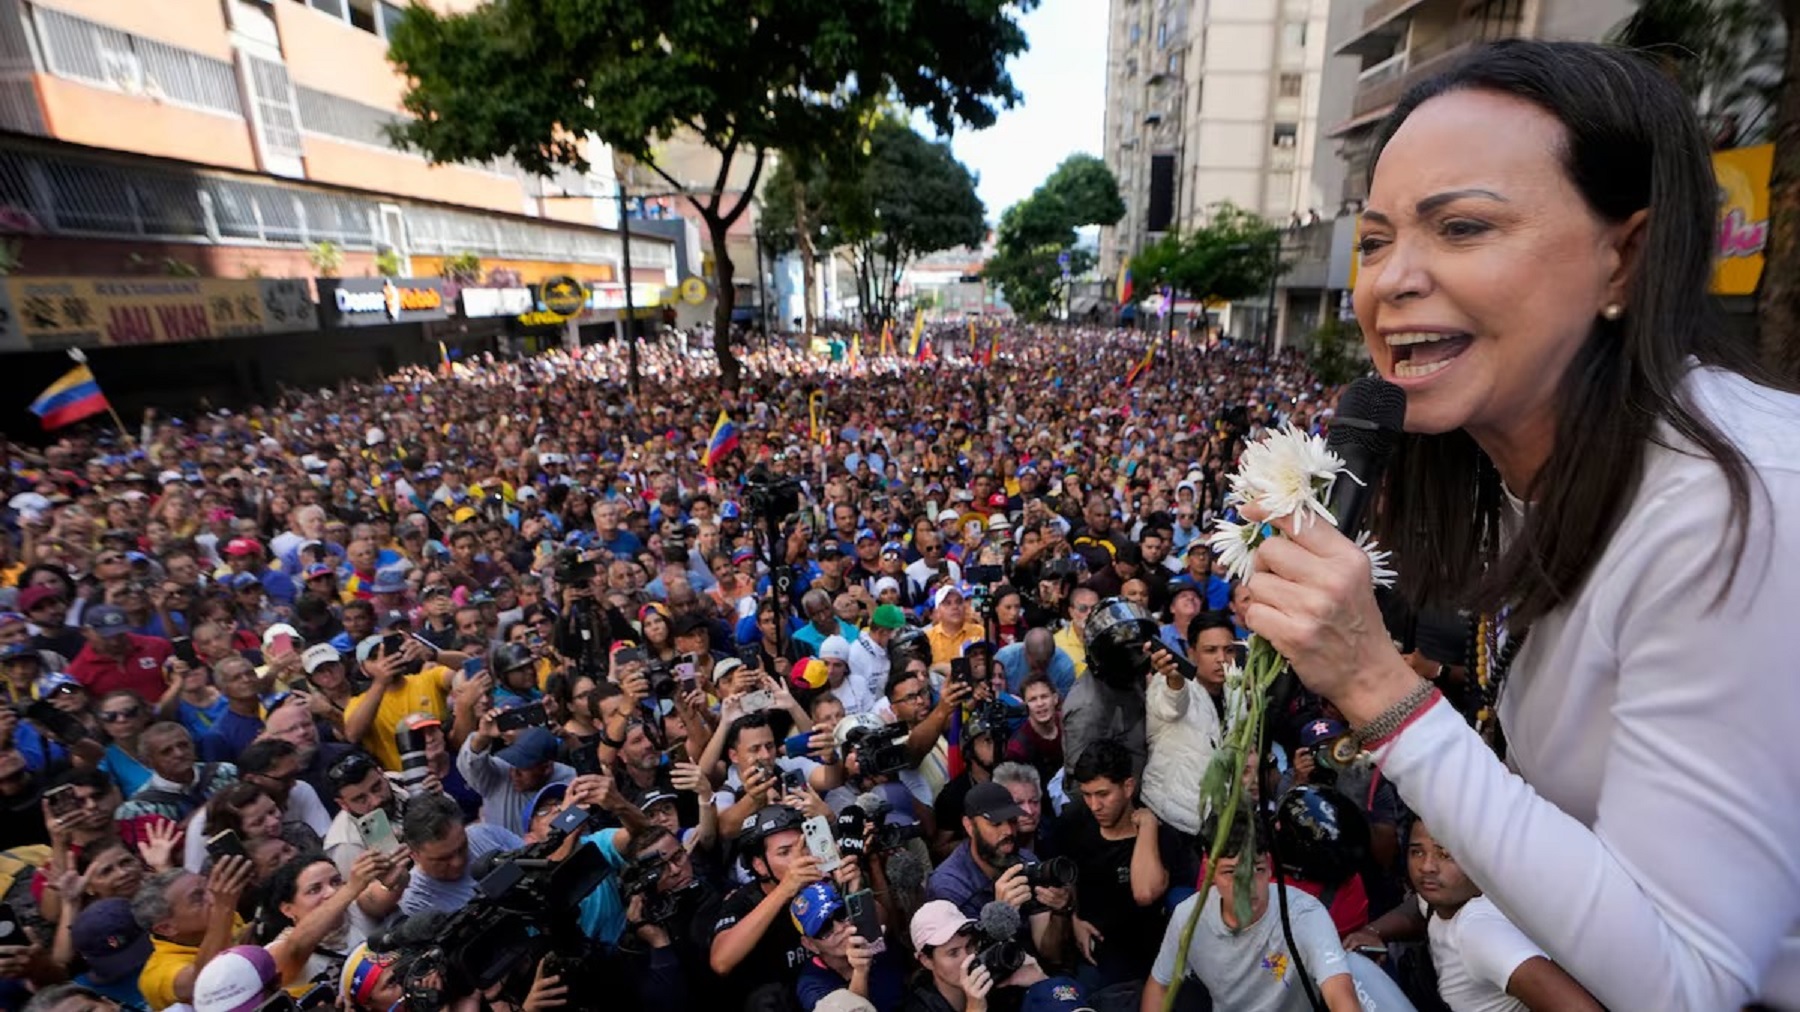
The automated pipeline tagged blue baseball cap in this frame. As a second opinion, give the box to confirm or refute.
[720,501,742,520]
[495,726,559,768]
[855,528,877,543]
[789,882,846,938]
[83,605,130,636]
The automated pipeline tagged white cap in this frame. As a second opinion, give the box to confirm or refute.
[873,576,900,597]
[301,643,341,673]
[260,623,300,650]
[819,635,852,662]
[365,426,387,447]
[193,945,279,1012]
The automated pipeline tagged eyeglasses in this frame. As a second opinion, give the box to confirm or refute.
[95,555,124,565]
[891,688,930,706]
[1071,603,1094,614]
[100,706,142,723]
[921,544,942,553]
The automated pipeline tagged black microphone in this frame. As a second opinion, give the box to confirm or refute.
[1322,376,1408,537]
[1266,377,1407,737]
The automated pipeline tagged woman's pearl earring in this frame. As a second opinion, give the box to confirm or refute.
[1601,303,1625,321]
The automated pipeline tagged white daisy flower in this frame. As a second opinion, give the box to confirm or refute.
[1207,517,1261,582]
[1355,531,1397,589]
[1220,660,1250,732]
[1228,426,1346,528]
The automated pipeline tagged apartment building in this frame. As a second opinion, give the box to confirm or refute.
[1329,0,1633,204]
[1100,0,1340,291]
[1267,0,1635,350]
[0,0,683,407]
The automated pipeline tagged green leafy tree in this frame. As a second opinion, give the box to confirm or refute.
[1307,316,1368,387]
[984,154,1123,319]
[761,120,985,330]
[386,0,1036,387]
[1128,202,1283,325]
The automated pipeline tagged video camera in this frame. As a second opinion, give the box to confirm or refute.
[743,464,802,522]
[618,850,691,928]
[553,547,597,587]
[380,806,615,1008]
[835,714,911,779]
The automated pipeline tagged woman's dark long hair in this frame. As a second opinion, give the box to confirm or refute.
[1369,40,1773,624]
[254,850,335,944]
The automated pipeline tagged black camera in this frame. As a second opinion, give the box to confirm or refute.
[382,813,614,1006]
[553,548,596,587]
[643,660,677,699]
[842,720,910,779]
[618,852,687,926]
[743,464,802,521]
[395,726,430,790]
[1019,856,1077,890]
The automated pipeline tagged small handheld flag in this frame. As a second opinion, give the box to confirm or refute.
[29,364,109,430]
[702,411,739,470]
[1123,346,1155,388]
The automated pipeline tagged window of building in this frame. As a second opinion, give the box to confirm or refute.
[308,0,346,18]
[247,57,303,158]
[1156,20,1168,49]
[33,8,242,117]
[1280,21,1306,57]
[1278,73,1302,98]
[347,0,378,33]
[1128,22,1141,45]
[1126,56,1138,78]
[1272,122,1298,148]
[378,1,407,38]
[1168,53,1180,74]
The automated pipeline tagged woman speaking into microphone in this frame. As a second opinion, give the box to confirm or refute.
[1240,40,1800,1010]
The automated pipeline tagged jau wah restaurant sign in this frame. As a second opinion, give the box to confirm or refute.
[0,277,316,351]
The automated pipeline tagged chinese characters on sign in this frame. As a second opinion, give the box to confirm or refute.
[0,278,317,351]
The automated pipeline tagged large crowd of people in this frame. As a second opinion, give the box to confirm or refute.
[0,325,1552,1012]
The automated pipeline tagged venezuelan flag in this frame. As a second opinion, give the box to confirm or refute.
[29,365,109,430]
[1123,346,1155,388]
[1117,265,1134,307]
[702,410,739,470]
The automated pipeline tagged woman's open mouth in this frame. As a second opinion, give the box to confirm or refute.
[1387,331,1473,379]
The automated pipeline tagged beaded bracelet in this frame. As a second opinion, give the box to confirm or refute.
[1347,680,1441,753]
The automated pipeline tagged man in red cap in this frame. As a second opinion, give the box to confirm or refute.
[222,537,296,607]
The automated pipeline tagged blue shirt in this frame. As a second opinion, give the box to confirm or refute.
[600,530,643,559]
[791,618,859,657]
[175,695,231,739]
[796,950,906,1012]
[997,643,1077,698]
[199,708,264,763]
[99,741,152,797]
[576,827,629,945]
[926,842,1039,919]
[259,568,299,606]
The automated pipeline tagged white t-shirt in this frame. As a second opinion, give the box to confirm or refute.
[1376,367,1800,1009]
[1424,896,1539,1012]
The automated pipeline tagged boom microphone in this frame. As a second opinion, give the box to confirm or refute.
[855,791,892,821]
[977,900,1022,941]
[885,849,928,902]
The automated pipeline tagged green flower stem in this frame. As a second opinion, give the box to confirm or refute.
[1160,640,1281,1012]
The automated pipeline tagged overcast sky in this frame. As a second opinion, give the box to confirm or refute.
[929,2,1108,226]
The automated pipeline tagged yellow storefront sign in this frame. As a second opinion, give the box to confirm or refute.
[1712,144,1772,296]
[3,277,314,350]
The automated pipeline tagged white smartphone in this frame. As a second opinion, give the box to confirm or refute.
[800,814,843,873]
[740,689,775,714]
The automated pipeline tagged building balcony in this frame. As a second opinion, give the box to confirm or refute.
[1344,20,1496,122]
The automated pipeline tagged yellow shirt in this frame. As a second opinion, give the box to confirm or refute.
[927,620,987,666]
[1054,623,1089,680]
[139,917,247,1010]
[348,665,451,770]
